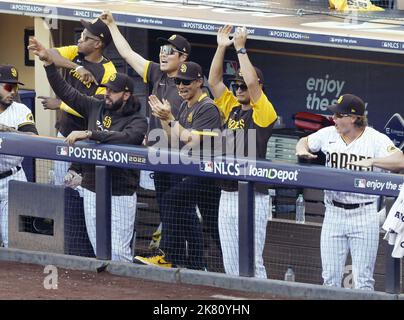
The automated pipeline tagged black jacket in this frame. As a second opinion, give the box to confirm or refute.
[45,63,148,195]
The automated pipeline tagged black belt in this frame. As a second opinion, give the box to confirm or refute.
[332,200,374,210]
[0,166,21,179]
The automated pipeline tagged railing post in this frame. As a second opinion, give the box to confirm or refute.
[385,197,401,294]
[95,165,111,260]
[238,181,255,277]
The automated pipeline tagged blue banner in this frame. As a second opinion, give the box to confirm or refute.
[0,133,402,197]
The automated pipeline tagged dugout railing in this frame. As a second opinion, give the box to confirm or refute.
[0,133,403,293]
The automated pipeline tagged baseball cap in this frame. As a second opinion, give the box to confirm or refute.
[0,65,24,85]
[228,67,264,84]
[175,62,203,81]
[80,18,112,46]
[327,94,365,116]
[157,34,191,55]
[100,73,134,93]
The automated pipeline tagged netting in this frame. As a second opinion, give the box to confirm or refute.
[0,154,397,291]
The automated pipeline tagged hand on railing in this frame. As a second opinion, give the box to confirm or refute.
[0,123,18,133]
[64,130,92,146]
[295,150,318,160]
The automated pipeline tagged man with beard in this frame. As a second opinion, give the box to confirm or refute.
[30,41,147,262]
[100,11,222,267]
[139,61,222,270]
[35,17,116,185]
[0,65,38,247]
[208,26,278,278]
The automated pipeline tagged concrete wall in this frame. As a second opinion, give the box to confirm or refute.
[0,13,35,89]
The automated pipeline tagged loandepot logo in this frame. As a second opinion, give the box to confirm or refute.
[248,166,299,182]
[384,113,404,149]
[200,161,300,182]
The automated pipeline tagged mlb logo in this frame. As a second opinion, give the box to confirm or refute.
[200,161,213,172]
[354,178,366,189]
[56,146,68,156]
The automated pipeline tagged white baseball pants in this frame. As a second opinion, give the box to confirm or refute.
[218,190,270,278]
[82,188,137,262]
[321,202,379,290]
[0,169,27,247]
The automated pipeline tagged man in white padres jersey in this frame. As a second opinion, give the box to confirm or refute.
[0,65,38,247]
[296,94,399,290]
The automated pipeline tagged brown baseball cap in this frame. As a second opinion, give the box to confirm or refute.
[157,34,191,55]
[80,18,112,46]
[100,73,134,93]
[175,62,203,81]
[0,65,24,85]
[228,67,264,84]
[327,94,365,116]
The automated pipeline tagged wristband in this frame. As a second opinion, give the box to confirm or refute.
[75,65,84,72]
[168,120,177,128]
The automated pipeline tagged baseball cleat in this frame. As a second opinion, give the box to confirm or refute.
[133,250,172,268]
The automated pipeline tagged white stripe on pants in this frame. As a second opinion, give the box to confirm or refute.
[83,188,137,262]
[218,190,269,278]
[54,132,70,186]
[321,202,379,290]
[0,169,27,247]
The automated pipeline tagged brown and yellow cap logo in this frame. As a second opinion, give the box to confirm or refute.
[109,74,116,82]
[11,68,17,78]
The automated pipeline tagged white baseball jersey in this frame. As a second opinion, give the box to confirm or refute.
[0,101,34,172]
[308,126,399,204]
[382,185,404,258]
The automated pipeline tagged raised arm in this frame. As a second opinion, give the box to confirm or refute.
[208,25,234,99]
[29,37,97,118]
[100,11,148,77]
[233,27,262,103]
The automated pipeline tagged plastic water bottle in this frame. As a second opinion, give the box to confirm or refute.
[284,266,295,282]
[296,193,305,224]
[48,169,55,185]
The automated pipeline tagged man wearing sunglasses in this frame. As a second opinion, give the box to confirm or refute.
[208,25,278,278]
[134,61,222,270]
[0,65,38,248]
[31,44,148,261]
[296,93,399,290]
[29,18,116,185]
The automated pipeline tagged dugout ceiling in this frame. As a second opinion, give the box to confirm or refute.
[2,0,404,54]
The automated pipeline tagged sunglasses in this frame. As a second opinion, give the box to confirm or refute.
[174,78,194,86]
[160,45,182,56]
[1,83,18,92]
[80,32,100,42]
[232,82,248,92]
[333,113,351,119]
